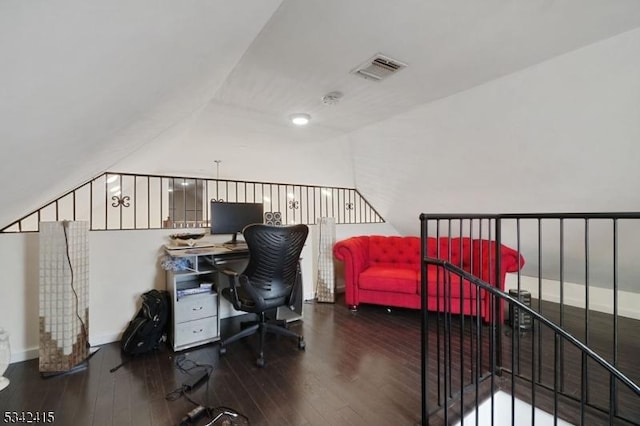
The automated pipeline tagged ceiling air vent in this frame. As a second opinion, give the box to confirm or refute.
[351,53,407,82]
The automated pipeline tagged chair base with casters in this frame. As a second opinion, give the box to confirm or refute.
[218,310,305,368]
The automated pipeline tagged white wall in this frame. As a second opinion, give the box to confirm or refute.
[349,28,640,290]
[0,222,396,363]
[506,274,640,321]
[111,108,356,188]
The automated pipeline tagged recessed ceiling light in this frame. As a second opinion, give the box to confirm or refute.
[289,113,310,126]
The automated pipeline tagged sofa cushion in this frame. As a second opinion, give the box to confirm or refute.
[359,266,418,294]
[368,236,421,267]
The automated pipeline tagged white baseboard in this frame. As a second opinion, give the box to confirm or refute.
[10,332,121,364]
[505,274,640,320]
[10,348,39,363]
[90,332,122,347]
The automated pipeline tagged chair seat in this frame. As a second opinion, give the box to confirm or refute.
[221,287,288,313]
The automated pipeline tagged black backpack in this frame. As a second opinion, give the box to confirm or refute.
[122,289,170,355]
[111,290,170,372]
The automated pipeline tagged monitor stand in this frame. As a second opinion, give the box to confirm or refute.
[224,232,238,246]
[223,232,246,247]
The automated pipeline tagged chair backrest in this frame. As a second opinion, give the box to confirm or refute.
[242,223,309,303]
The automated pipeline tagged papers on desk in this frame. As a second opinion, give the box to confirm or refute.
[164,244,231,257]
[186,246,231,255]
[177,286,214,298]
[164,242,216,251]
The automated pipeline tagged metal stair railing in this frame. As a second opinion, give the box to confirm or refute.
[419,212,640,425]
[420,258,640,425]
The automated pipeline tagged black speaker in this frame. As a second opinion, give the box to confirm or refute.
[509,289,533,330]
[264,211,282,226]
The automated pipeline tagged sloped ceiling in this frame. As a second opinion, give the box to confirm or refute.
[0,0,283,227]
[2,0,640,230]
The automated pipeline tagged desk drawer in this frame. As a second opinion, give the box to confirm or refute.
[174,316,218,348]
[175,293,217,322]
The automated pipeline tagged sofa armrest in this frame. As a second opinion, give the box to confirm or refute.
[460,239,525,290]
[333,236,370,306]
[500,245,525,275]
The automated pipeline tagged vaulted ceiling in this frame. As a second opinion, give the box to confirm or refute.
[2,0,640,231]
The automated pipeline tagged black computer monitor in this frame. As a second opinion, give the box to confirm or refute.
[210,201,264,245]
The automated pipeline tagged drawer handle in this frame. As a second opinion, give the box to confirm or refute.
[192,329,203,334]
[192,306,203,311]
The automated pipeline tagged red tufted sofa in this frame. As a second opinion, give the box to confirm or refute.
[333,235,525,322]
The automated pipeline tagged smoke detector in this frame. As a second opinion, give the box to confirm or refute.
[351,53,407,82]
[321,91,343,106]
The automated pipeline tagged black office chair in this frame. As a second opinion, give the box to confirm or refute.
[218,223,309,367]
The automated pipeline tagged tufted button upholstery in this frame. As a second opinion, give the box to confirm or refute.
[333,234,525,322]
[369,236,421,267]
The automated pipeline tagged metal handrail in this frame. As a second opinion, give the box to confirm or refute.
[1,172,385,233]
[429,258,640,395]
[421,259,640,425]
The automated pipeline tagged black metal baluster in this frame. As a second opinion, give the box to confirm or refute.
[612,218,619,417]
[420,214,428,426]
[559,218,565,392]
[584,219,590,409]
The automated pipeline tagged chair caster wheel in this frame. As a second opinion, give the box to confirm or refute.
[219,346,227,356]
[256,358,265,368]
[298,339,306,350]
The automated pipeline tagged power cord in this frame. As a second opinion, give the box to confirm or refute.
[165,355,213,404]
[178,405,249,426]
[167,355,249,425]
[62,221,90,349]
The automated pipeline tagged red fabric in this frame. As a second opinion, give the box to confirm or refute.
[424,265,478,299]
[368,236,421,268]
[333,235,525,322]
[359,266,418,294]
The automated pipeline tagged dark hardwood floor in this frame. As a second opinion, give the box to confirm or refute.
[1,296,639,425]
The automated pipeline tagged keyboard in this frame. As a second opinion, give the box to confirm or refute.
[223,244,248,251]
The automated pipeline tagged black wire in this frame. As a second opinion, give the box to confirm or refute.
[166,385,250,424]
[175,355,214,376]
[165,385,189,401]
[62,222,90,348]
[206,406,251,425]
[166,355,214,406]
[168,357,250,424]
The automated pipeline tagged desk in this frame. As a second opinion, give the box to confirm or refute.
[164,244,302,352]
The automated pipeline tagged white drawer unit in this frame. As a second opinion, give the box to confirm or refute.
[164,243,252,352]
[166,267,220,352]
[173,316,218,349]
[175,292,218,322]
